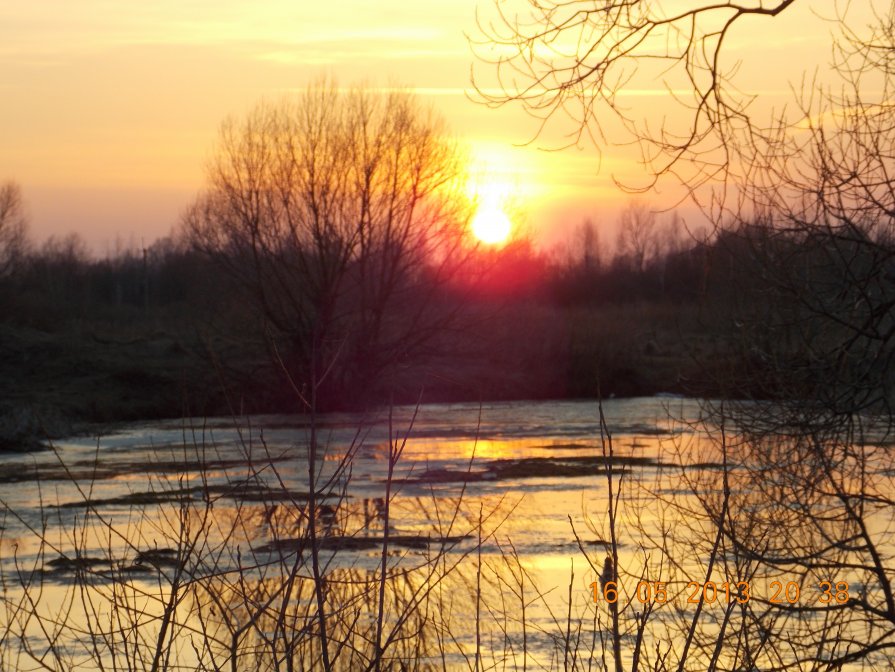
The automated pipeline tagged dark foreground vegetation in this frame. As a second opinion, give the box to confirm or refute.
[0,200,783,447]
[2,194,893,452]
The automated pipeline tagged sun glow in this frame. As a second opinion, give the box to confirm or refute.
[466,143,532,245]
[471,197,512,244]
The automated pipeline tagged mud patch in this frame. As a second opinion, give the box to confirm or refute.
[43,547,182,578]
[52,481,327,509]
[0,455,291,485]
[401,455,657,484]
[253,534,470,554]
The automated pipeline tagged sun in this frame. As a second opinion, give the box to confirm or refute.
[467,143,526,245]
[471,201,512,245]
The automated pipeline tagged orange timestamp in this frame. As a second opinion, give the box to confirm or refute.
[590,580,851,606]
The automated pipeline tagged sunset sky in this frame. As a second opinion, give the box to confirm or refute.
[0,1,861,254]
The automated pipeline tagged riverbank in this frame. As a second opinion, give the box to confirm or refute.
[0,300,731,451]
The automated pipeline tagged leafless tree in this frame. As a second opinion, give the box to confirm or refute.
[616,200,658,272]
[475,0,895,417]
[473,0,808,191]
[700,6,895,423]
[577,216,600,271]
[184,82,474,409]
[184,83,478,668]
[0,181,29,276]
[695,11,895,666]
[477,2,895,668]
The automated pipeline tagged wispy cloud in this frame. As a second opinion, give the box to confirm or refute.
[0,5,451,59]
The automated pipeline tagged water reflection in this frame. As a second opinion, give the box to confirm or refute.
[1,398,891,670]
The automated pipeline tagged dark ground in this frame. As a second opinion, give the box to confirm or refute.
[0,299,727,452]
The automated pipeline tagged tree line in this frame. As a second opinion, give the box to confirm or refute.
[6,174,887,416]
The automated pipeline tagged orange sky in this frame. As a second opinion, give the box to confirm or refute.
[0,1,863,254]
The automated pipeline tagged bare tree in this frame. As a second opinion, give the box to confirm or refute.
[475,0,895,420]
[181,84,485,671]
[472,0,812,193]
[0,181,29,276]
[697,6,895,422]
[578,216,600,271]
[687,13,895,669]
[616,200,658,272]
[477,3,895,669]
[184,82,473,409]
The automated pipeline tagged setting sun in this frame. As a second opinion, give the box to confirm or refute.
[467,144,520,246]
[471,199,512,244]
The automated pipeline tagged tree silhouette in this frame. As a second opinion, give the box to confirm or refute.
[184,82,473,409]
[477,2,895,669]
[0,181,29,277]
